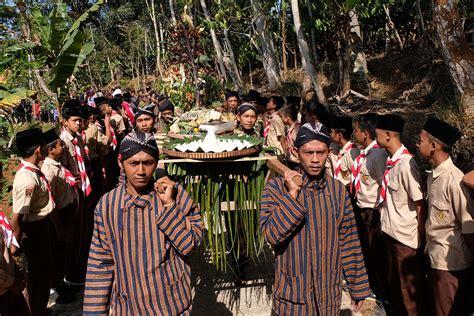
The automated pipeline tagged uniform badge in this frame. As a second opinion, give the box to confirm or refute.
[25,187,34,197]
[434,210,447,223]
[342,169,350,180]
[361,175,370,183]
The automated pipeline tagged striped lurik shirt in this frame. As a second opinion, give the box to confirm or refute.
[83,183,203,315]
[260,172,371,315]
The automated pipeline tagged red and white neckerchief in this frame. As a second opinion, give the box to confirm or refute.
[263,115,271,139]
[20,162,56,209]
[81,131,90,157]
[0,212,19,248]
[94,121,104,134]
[378,146,413,205]
[71,137,92,196]
[334,142,355,178]
[350,141,380,195]
[286,121,301,146]
[61,166,77,188]
[109,111,118,150]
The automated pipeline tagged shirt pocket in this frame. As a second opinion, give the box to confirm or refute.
[430,198,452,225]
[274,272,308,305]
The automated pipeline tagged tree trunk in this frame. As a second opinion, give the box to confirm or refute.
[383,4,404,50]
[290,0,327,105]
[200,0,228,82]
[222,28,243,88]
[306,0,318,65]
[252,0,282,90]
[280,0,288,78]
[169,0,177,26]
[106,55,115,82]
[146,0,163,78]
[433,0,474,113]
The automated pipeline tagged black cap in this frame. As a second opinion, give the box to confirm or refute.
[16,128,43,151]
[376,114,405,133]
[330,114,353,132]
[135,105,155,119]
[42,128,59,145]
[94,96,108,107]
[423,116,461,146]
[62,104,83,119]
[80,106,89,119]
[88,106,100,117]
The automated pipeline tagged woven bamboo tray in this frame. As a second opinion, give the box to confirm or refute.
[161,147,259,159]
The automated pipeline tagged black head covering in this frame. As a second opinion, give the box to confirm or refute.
[376,114,405,133]
[88,106,100,117]
[62,105,83,119]
[225,90,239,100]
[16,128,43,151]
[80,106,89,119]
[157,94,167,102]
[135,105,155,120]
[119,130,159,161]
[94,96,108,107]
[330,114,353,132]
[243,90,261,103]
[422,116,461,147]
[237,103,257,115]
[294,122,331,148]
[158,99,174,112]
[42,128,60,146]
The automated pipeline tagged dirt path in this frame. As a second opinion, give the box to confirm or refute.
[48,245,384,315]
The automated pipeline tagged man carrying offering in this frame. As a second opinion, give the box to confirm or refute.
[83,130,203,315]
[260,122,370,315]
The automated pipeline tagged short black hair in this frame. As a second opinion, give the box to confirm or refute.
[304,100,330,127]
[280,105,298,122]
[270,96,284,110]
[428,134,452,153]
[354,113,377,140]
[109,97,121,111]
[225,90,239,100]
[18,144,40,158]
[40,140,58,157]
[333,127,352,140]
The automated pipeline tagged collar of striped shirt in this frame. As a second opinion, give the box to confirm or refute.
[300,170,329,193]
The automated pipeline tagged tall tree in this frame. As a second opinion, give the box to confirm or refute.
[291,0,327,104]
[433,0,474,113]
[251,0,282,90]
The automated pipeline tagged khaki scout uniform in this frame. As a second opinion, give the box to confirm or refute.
[334,141,360,186]
[41,157,76,210]
[426,158,474,315]
[12,161,54,315]
[84,123,109,161]
[355,140,387,209]
[13,161,54,222]
[265,113,285,154]
[111,112,126,135]
[380,146,424,249]
[60,129,88,186]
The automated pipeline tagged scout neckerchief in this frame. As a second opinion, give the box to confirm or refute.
[71,137,92,196]
[20,162,56,208]
[350,140,380,195]
[61,165,77,188]
[0,212,19,248]
[378,146,413,205]
[110,111,119,150]
[94,121,104,134]
[334,141,355,178]
[81,131,90,157]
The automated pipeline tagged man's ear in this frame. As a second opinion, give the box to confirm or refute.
[118,159,123,170]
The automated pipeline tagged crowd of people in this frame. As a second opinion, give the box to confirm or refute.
[0,86,473,316]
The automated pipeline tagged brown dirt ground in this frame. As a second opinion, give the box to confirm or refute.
[0,157,19,216]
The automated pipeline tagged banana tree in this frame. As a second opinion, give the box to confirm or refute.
[5,0,103,102]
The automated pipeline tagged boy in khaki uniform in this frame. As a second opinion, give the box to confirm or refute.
[418,117,474,316]
[351,113,388,298]
[41,128,77,297]
[59,101,91,286]
[375,114,427,316]
[264,96,285,155]
[10,128,54,316]
[330,114,360,186]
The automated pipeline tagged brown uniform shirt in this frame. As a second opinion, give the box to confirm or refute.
[41,157,76,210]
[84,123,109,160]
[12,161,54,222]
[265,113,285,154]
[355,140,388,209]
[425,157,474,271]
[111,112,126,135]
[380,145,424,249]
